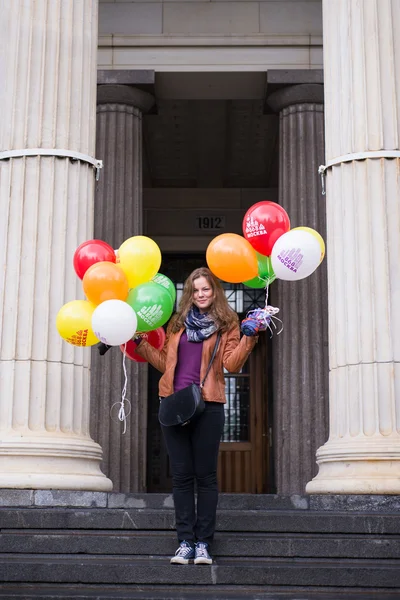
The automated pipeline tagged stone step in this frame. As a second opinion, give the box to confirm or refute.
[2,529,400,559]
[104,493,400,513]
[1,508,399,534]
[0,583,399,600]
[2,491,400,514]
[0,554,399,588]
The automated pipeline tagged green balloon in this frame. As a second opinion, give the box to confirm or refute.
[127,282,174,332]
[244,254,276,289]
[152,272,177,304]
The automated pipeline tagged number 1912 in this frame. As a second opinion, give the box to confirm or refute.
[196,216,225,230]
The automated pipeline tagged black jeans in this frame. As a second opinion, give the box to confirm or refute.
[161,401,225,547]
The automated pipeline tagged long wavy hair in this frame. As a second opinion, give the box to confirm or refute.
[170,267,238,333]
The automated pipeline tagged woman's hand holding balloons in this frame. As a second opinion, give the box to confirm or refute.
[121,327,166,363]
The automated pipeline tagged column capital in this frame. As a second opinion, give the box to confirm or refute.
[266,83,324,114]
[97,84,154,113]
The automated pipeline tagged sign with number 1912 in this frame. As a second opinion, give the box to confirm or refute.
[196,216,226,231]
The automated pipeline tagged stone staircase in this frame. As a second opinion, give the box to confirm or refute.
[0,491,399,599]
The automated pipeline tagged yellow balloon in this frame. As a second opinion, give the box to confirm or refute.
[118,236,162,288]
[293,227,325,263]
[56,300,99,347]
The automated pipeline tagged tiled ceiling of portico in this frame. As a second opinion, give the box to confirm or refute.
[142,73,279,189]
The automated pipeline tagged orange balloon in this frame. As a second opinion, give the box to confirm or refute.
[83,261,129,305]
[206,234,258,283]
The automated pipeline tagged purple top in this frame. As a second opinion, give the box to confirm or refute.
[173,331,203,392]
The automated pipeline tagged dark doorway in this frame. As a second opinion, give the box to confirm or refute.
[146,254,273,493]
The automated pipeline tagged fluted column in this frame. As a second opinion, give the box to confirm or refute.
[267,84,329,494]
[90,85,154,492]
[0,0,111,489]
[307,0,400,494]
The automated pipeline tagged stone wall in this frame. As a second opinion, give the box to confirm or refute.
[98,1,323,71]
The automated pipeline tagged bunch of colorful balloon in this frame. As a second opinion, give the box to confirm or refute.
[206,201,325,287]
[56,237,175,361]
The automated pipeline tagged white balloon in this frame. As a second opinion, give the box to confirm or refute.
[271,230,322,281]
[92,300,137,346]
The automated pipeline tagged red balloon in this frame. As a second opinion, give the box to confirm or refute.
[242,201,290,256]
[73,240,116,280]
[120,327,166,363]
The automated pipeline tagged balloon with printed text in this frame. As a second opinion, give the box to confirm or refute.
[126,282,174,332]
[83,261,129,305]
[206,233,258,283]
[118,236,162,289]
[152,273,177,305]
[92,299,138,346]
[56,300,99,347]
[73,239,116,280]
[120,327,166,363]
[271,229,322,281]
[243,253,276,289]
[243,201,290,256]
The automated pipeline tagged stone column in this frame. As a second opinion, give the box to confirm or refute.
[0,0,111,490]
[307,0,400,494]
[267,85,329,494]
[90,85,154,492]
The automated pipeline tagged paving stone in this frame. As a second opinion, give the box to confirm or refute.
[34,491,107,508]
[0,490,34,507]
[309,494,400,513]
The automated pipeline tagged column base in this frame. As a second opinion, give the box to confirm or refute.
[306,439,400,495]
[0,473,112,491]
[0,435,113,491]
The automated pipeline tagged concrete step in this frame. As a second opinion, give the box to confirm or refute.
[1,508,399,534]
[2,529,400,559]
[0,583,399,600]
[0,554,399,588]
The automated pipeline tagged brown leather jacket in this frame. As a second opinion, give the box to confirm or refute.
[136,324,257,403]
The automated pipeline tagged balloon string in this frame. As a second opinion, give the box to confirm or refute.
[264,282,283,336]
[118,344,128,434]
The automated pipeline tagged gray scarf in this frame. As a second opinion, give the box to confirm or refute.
[184,306,217,342]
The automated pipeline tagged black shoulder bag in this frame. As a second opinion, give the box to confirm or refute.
[158,332,222,427]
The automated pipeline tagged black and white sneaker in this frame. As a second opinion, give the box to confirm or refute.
[170,541,195,564]
[194,542,212,565]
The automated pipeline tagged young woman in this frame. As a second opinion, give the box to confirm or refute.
[135,267,259,565]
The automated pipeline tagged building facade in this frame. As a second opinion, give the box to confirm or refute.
[0,0,399,496]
